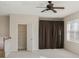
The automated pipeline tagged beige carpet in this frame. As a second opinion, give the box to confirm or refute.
[7,49,79,58]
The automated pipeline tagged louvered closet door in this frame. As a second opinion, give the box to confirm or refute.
[18,24,27,50]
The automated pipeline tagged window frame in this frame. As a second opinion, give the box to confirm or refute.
[67,20,79,42]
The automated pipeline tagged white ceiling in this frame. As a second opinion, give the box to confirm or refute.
[0,1,79,18]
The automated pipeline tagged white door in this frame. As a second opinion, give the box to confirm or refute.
[5,39,11,57]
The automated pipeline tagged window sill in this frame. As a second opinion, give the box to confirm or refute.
[67,40,79,44]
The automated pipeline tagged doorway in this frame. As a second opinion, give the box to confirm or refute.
[18,24,27,51]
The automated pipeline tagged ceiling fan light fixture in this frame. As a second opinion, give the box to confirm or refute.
[37,1,64,13]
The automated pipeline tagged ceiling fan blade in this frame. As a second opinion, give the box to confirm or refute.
[52,9,57,13]
[41,9,48,12]
[53,7,64,9]
[36,7,46,8]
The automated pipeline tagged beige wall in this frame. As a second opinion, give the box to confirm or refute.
[0,16,9,49]
[0,16,9,36]
[64,11,79,55]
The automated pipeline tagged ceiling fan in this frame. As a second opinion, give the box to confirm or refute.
[38,1,64,13]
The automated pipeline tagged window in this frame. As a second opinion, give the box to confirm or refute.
[67,20,79,41]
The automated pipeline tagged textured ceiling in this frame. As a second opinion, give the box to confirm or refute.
[0,1,79,18]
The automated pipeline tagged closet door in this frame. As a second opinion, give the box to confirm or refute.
[18,24,27,50]
[39,21,47,49]
[50,21,64,49]
[39,21,64,49]
[39,21,51,49]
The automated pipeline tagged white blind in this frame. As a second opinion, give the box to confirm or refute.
[67,20,79,41]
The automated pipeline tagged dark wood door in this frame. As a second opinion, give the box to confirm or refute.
[39,20,64,49]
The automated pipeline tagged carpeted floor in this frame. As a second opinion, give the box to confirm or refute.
[7,49,79,58]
